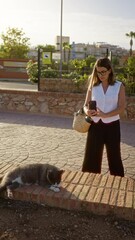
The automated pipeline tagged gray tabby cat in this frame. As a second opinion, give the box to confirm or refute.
[0,163,64,193]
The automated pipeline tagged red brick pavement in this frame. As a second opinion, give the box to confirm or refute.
[1,170,135,221]
[0,112,135,220]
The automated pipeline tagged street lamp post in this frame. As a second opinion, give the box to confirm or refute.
[59,0,63,78]
[38,47,41,91]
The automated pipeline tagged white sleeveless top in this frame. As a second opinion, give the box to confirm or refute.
[91,80,122,123]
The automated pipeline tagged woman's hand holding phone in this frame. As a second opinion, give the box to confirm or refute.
[88,101,97,116]
[85,101,97,123]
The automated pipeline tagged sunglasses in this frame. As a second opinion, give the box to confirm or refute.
[96,70,108,76]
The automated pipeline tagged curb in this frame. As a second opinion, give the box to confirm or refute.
[2,170,135,221]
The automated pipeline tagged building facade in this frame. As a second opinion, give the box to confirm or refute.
[55,36,128,61]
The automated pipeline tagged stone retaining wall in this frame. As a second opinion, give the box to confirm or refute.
[126,96,135,119]
[0,89,134,119]
[0,89,85,116]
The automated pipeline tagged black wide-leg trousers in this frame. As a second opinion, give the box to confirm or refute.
[82,120,124,177]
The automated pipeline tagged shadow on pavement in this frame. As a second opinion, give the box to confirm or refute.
[0,111,73,130]
[120,121,135,147]
[0,111,134,147]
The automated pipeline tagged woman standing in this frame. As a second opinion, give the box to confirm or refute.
[82,57,125,177]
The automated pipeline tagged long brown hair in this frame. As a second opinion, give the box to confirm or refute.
[89,57,115,89]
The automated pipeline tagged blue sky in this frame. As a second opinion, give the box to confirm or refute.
[0,0,135,49]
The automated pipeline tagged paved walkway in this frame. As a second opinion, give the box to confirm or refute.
[0,111,134,178]
[0,80,37,91]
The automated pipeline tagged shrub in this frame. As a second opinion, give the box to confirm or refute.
[26,60,38,83]
[117,73,135,96]
[27,60,89,86]
[42,68,59,78]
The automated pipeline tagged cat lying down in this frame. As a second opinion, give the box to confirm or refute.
[0,163,64,195]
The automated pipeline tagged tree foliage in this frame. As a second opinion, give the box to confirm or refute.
[117,56,135,95]
[0,27,30,59]
[126,56,135,76]
[85,55,96,68]
[36,44,56,52]
[26,60,38,82]
[62,42,72,62]
[112,56,119,68]
[125,31,135,56]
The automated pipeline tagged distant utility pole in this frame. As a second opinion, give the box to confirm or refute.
[106,48,109,58]
[38,47,41,91]
[109,51,112,62]
[59,0,63,78]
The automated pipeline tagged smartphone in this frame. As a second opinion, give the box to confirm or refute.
[88,100,97,110]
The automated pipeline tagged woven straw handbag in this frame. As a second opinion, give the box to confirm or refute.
[72,108,91,133]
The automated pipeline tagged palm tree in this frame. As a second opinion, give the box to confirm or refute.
[125,31,135,56]
[63,42,71,62]
[63,42,68,62]
[67,44,72,62]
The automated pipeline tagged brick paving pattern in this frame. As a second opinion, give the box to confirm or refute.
[0,111,135,220]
